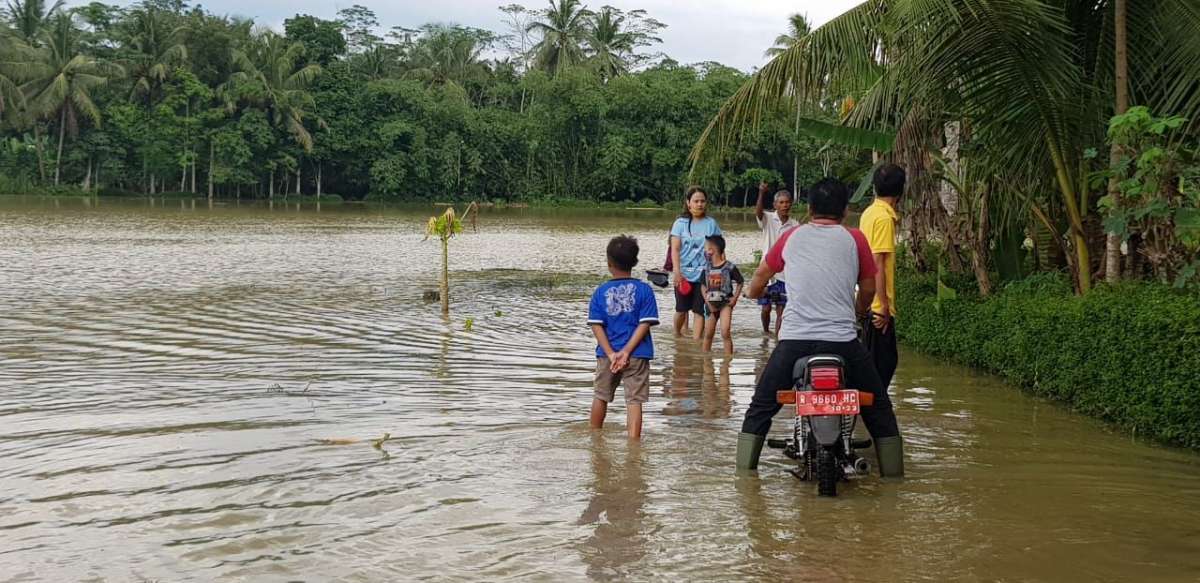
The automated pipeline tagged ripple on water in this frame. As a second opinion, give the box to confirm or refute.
[1,202,1200,581]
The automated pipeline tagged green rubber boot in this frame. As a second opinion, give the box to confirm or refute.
[736,432,765,471]
[875,435,905,478]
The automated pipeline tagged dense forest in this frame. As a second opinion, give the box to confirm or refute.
[0,0,853,203]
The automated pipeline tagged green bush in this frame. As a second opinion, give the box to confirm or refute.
[898,271,1200,448]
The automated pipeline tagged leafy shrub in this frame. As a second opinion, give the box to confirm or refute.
[898,271,1200,448]
[0,172,36,193]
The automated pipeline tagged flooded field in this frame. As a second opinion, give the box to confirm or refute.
[2,196,1199,582]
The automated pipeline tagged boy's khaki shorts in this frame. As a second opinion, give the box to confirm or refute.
[594,357,650,403]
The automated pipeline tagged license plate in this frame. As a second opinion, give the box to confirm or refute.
[796,390,860,416]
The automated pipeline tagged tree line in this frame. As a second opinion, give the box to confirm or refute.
[0,0,853,204]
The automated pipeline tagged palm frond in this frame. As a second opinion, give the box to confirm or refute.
[797,117,895,151]
[285,63,321,90]
[70,87,99,126]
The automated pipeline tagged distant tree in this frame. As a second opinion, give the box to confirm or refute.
[336,4,381,54]
[284,14,346,66]
[5,0,64,46]
[586,6,664,81]
[764,13,811,58]
[120,5,187,100]
[407,25,494,98]
[22,13,123,184]
[527,0,590,76]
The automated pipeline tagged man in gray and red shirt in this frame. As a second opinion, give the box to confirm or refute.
[735,178,904,477]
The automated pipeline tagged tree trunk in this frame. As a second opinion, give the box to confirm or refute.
[971,188,993,297]
[316,162,322,197]
[269,168,274,199]
[1104,0,1129,284]
[793,100,802,194]
[33,123,46,182]
[207,141,215,201]
[82,157,92,191]
[191,154,197,193]
[295,164,301,196]
[150,173,156,194]
[441,237,450,314]
[54,108,66,186]
[1049,139,1091,293]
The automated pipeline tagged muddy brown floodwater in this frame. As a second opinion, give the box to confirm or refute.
[1,196,1199,582]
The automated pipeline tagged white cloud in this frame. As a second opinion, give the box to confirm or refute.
[98,0,861,71]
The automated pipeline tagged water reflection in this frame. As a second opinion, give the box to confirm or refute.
[2,199,1200,581]
[661,343,734,419]
[576,436,648,581]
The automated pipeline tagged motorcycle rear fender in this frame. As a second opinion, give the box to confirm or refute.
[808,415,842,446]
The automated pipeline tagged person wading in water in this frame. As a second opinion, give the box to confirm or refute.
[754,181,799,337]
[670,187,722,341]
[859,164,904,392]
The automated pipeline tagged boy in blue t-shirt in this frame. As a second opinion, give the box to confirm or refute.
[587,235,660,439]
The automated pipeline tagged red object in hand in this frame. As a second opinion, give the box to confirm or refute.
[679,279,692,295]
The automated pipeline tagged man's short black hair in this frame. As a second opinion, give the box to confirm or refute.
[607,235,639,271]
[705,234,726,254]
[807,177,850,218]
[873,163,906,198]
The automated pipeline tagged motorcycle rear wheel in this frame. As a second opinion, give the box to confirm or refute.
[816,447,838,497]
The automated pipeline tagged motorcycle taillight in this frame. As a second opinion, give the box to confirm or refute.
[810,367,842,390]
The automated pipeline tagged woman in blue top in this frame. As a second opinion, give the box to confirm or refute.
[670,186,722,339]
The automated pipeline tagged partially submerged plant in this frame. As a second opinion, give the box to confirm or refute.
[423,202,479,314]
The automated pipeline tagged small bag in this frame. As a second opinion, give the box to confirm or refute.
[663,244,674,272]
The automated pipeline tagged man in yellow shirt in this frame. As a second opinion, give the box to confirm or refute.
[859,163,904,392]
[858,163,905,478]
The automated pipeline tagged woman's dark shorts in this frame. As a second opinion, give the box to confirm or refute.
[674,281,705,315]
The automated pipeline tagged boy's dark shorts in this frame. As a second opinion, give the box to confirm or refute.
[757,281,788,307]
[674,282,704,315]
[594,357,650,403]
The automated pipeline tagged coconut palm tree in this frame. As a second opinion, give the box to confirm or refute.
[22,13,122,185]
[764,13,811,58]
[762,13,814,195]
[0,28,35,114]
[228,30,321,196]
[5,0,63,46]
[121,5,188,101]
[527,0,591,76]
[586,6,662,81]
[691,0,1200,294]
[406,25,493,95]
[230,31,320,152]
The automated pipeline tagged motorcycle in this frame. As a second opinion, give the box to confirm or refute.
[765,354,875,496]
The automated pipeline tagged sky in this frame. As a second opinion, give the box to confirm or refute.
[110,0,862,72]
